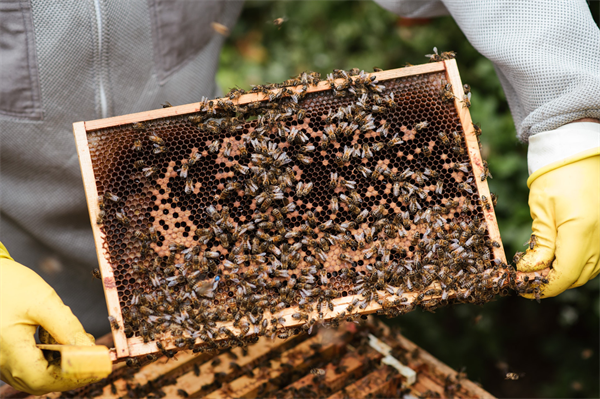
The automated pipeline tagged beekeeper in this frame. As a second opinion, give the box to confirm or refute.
[1,0,598,394]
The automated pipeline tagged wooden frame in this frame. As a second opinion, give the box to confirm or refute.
[74,61,507,360]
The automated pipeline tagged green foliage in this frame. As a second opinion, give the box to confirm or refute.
[217,2,599,397]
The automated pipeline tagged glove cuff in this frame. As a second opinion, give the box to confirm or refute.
[0,241,14,261]
[527,148,600,188]
[527,122,599,175]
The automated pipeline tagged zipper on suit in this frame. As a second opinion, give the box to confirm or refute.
[93,0,108,119]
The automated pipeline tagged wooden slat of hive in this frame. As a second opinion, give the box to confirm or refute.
[326,365,403,399]
[372,319,494,399]
[411,373,452,398]
[3,322,498,399]
[270,345,383,399]
[158,334,303,398]
[38,351,212,399]
[205,328,353,398]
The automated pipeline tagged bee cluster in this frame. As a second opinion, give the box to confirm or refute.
[88,60,511,357]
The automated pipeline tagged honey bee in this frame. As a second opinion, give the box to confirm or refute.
[223,142,233,157]
[310,368,326,376]
[341,145,353,163]
[353,209,368,224]
[132,122,146,131]
[356,165,372,179]
[481,195,492,211]
[178,162,189,179]
[435,181,444,194]
[211,21,230,36]
[425,47,442,62]
[524,234,537,250]
[104,191,120,203]
[440,50,457,60]
[208,140,220,153]
[473,123,482,136]
[461,92,472,108]
[296,153,312,165]
[148,134,164,146]
[96,211,105,225]
[237,142,248,157]
[132,139,142,151]
[291,312,308,321]
[184,177,194,194]
[480,160,493,181]
[371,165,384,181]
[330,196,339,213]
[152,144,167,154]
[142,166,159,177]
[387,134,404,147]
[108,315,120,330]
[296,181,313,197]
[421,146,432,157]
[457,180,474,194]
[414,121,429,132]
[505,372,523,380]
[339,178,356,190]
[412,171,428,186]
[451,130,463,145]
[92,268,101,279]
[491,192,498,207]
[440,79,455,102]
[162,101,172,108]
[115,210,130,225]
[376,123,390,138]
[329,172,339,188]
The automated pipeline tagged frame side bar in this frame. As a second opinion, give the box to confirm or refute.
[443,60,507,264]
[72,121,130,358]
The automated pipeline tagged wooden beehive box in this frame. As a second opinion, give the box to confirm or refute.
[73,60,509,361]
[0,318,496,399]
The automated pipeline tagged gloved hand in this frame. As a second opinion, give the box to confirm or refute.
[516,152,600,298]
[0,242,104,394]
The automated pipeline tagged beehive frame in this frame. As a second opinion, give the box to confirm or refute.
[74,60,506,361]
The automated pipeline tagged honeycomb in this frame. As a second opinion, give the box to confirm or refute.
[84,64,510,357]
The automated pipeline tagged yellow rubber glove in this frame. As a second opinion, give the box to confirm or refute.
[517,151,600,298]
[0,242,103,394]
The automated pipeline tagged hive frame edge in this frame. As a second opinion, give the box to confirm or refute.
[443,59,507,265]
[73,121,130,359]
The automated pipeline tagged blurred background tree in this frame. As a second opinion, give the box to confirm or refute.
[216,2,599,397]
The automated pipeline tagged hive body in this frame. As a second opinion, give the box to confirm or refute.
[32,319,496,399]
[74,60,508,360]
